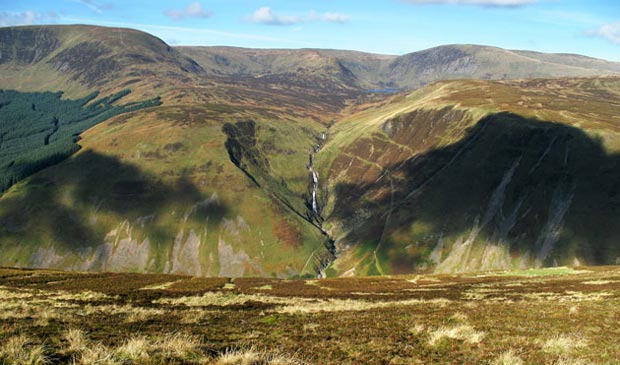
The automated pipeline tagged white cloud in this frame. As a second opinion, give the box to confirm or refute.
[402,0,536,7]
[0,11,58,27]
[246,7,303,25]
[588,23,620,44]
[323,12,350,24]
[164,2,212,21]
[74,0,113,14]
[246,7,350,26]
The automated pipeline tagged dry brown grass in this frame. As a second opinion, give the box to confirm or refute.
[541,333,587,354]
[0,267,619,364]
[0,334,49,365]
[553,357,593,365]
[76,343,118,365]
[63,328,89,354]
[428,324,485,346]
[213,348,309,365]
[155,332,203,359]
[493,350,524,365]
[115,337,151,362]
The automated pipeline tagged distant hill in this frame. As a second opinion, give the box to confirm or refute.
[3,24,619,98]
[178,44,620,90]
[0,25,203,100]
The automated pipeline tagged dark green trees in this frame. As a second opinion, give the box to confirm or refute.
[0,89,160,192]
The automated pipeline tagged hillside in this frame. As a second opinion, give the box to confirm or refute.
[178,44,620,90]
[317,77,620,275]
[0,25,203,101]
[0,89,159,191]
[1,24,620,277]
[0,25,344,278]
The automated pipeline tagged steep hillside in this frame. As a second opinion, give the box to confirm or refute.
[317,77,620,275]
[0,104,332,277]
[387,45,620,88]
[0,25,203,100]
[0,25,343,277]
[178,44,620,90]
[179,46,386,91]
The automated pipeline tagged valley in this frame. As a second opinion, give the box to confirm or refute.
[1,25,620,279]
[1,0,620,359]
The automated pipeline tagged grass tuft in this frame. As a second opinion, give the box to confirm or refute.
[542,334,587,354]
[77,343,118,365]
[155,332,203,359]
[213,347,308,365]
[0,334,49,365]
[428,324,485,346]
[64,328,89,354]
[115,336,150,362]
[493,350,524,365]
[553,356,593,365]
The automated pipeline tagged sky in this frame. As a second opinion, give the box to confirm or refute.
[0,0,619,61]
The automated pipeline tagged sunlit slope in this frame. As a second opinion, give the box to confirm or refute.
[179,44,620,90]
[0,25,203,100]
[317,77,620,276]
[388,45,620,89]
[0,104,331,277]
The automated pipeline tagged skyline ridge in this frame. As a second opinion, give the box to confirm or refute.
[1,0,618,61]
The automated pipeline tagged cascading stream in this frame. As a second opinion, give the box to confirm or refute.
[306,130,335,278]
[308,132,326,216]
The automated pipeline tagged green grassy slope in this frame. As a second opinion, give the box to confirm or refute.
[0,25,351,278]
[0,25,204,100]
[317,77,620,276]
[0,104,331,277]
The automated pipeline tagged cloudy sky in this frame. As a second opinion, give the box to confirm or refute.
[1,0,619,60]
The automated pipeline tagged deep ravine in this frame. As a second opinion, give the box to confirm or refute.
[307,130,337,278]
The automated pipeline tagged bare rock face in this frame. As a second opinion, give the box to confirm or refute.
[217,216,263,277]
[167,229,204,276]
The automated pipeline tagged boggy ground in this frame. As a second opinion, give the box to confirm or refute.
[1,266,619,364]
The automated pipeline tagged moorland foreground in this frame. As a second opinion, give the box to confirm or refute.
[1,266,620,364]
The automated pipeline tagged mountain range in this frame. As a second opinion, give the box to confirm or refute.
[1,24,620,277]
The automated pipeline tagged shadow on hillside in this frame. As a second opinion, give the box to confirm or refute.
[0,150,230,252]
[329,111,620,273]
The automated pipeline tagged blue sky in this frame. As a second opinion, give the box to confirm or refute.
[1,0,619,60]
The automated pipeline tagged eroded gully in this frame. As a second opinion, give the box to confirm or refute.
[306,130,336,278]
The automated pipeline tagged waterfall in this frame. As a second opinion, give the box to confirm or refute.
[308,132,326,216]
[312,190,318,213]
[310,166,319,214]
[306,129,337,278]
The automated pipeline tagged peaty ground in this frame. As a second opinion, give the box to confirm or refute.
[0,266,619,364]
